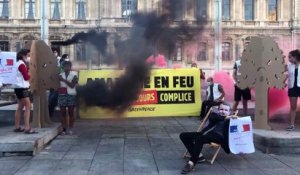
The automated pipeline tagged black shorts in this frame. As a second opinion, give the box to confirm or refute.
[14,88,31,99]
[234,85,251,101]
[288,87,300,97]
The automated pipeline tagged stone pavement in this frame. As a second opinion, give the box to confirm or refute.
[1,117,300,175]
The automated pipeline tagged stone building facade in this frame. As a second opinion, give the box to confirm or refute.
[0,0,299,71]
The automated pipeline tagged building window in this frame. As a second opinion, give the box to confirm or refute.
[25,0,35,19]
[51,0,61,20]
[222,42,231,61]
[76,0,86,20]
[173,42,182,61]
[121,0,137,17]
[0,0,9,19]
[245,0,254,20]
[0,41,9,51]
[76,43,86,61]
[222,0,230,20]
[174,1,183,20]
[196,0,207,20]
[197,43,207,61]
[268,0,277,21]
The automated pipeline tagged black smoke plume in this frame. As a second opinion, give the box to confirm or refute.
[51,30,109,56]
[59,0,206,113]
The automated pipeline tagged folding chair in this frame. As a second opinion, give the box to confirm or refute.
[183,108,238,164]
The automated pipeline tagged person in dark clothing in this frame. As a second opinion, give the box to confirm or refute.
[180,102,236,174]
[232,59,251,116]
[199,77,225,120]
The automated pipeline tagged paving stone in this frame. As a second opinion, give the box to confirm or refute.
[0,160,28,172]
[50,169,89,175]
[89,159,123,173]
[227,168,267,175]
[124,157,157,173]
[63,151,95,160]
[14,160,59,174]
[32,151,65,160]
[262,168,300,175]
[55,160,92,171]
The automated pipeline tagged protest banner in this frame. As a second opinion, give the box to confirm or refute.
[229,116,255,154]
[0,52,17,85]
[78,68,201,118]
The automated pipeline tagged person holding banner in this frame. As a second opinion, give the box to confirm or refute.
[58,61,78,135]
[179,102,236,174]
[199,77,225,120]
[14,49,37,134]
[286,49,300,131]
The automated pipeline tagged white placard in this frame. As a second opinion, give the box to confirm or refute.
[0,52,17,85]
[229,116,255,154]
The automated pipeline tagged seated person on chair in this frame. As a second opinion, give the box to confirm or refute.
[179,102,236,174]
[199,77,225,120]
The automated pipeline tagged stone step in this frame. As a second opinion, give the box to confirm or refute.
[254,127,300,154]
[0,124,61,156]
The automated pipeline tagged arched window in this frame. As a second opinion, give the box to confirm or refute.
[25,0,35,19]
[197,42,207,61]
[222,0,230,20]
[0,0,9,19]
[196,0,207,20]
[121,0,137,17]
[245,0,254,20]
[173,42,183,61]
[0,35,9,51]
[76,0,86,20]
[222,42,231,61]
[51,0,61,20]
[268,0,278,21]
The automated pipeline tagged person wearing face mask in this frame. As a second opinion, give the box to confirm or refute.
[57,61,78,135]
[286,49,300,131]
[199,77,225,120]
[13,49,37,134]
[179,102,236,174]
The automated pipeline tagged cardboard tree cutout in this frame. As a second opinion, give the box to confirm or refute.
[29,40,60,128]
[238,36,287,130]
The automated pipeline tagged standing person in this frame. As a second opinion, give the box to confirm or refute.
[286,49,300,131]
[14,49,37,134]
[199,77,225,120]
[180,102,236,174]
[232,59,251,115]
[58,61,78,135]
[48,53,69,117]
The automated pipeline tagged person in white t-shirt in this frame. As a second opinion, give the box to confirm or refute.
[57,61,78,135]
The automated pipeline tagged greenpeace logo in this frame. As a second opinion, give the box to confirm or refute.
[128,107,156,112]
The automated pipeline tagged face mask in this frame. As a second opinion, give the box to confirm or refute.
[207,82,212,86]
[25,57,30,62]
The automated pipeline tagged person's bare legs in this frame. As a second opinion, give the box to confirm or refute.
[15,100,24,129]
[68,106,75,134]
[60,106,67,133]
[68,106,75,128]
[242,99,248,116]
[289,97,298,126]
[23,97,31,130]
[232,101,239,114]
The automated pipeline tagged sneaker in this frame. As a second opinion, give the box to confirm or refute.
[61,131,66,136]
[286,125,295,131]
[68,130,73,135]
[197,156,206,163]
[181,162,195,174]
